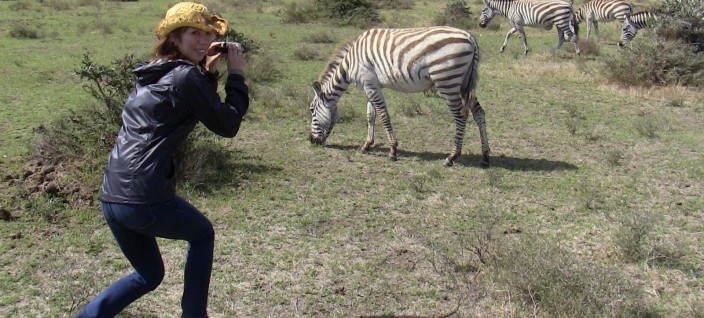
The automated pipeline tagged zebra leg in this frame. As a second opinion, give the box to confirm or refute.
[364,85,398,161]
[443,97,468,167]
[593,21,599,41]
[362,101,375,152]
[471,98,490,167]
[501,27,518,53]
[586,20,592,40]
[554,29,565,54]
[518,27,530,55]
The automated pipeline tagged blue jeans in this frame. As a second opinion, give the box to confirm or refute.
[75,197,214,318]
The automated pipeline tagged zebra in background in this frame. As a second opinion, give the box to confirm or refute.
[620,11,658,45]
[309,27,489,167]
[572,0,637,46]
[478,0,580,55]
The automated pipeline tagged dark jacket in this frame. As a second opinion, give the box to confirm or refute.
[100,60,249,204]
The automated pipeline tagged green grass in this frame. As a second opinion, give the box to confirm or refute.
[1,0,703,317]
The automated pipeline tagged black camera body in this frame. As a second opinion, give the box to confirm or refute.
[215,43,229,54]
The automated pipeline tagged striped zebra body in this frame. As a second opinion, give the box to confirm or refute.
[573,0,636,45]
[309,27,489,167]
[630,11,657,29]
[620,11,657,45]
[479,0,580,55]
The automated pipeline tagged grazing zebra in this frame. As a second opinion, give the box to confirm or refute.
[478,0,580,55]
[572,0,637,46]
[308,26,489,167]
[620,11,658,45]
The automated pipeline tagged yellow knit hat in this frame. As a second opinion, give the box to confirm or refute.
[155,2,228,39]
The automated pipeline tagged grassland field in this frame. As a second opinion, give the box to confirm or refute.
[0,0,703,317]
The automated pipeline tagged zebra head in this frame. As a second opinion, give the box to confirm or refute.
[479,2,495,28]
[309,81,340,145]
[618,21,638,47]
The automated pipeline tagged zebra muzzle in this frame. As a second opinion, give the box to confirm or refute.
[309,133,325,145]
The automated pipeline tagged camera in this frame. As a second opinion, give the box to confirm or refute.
[215,42,229,54]
[215,42,242,54]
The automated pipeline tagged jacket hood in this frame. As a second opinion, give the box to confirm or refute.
[133,60,192,85]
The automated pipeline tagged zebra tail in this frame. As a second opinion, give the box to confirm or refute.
[460,40,480,118]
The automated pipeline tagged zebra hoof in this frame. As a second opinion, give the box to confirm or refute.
[388,156,397,162]
[443,159,454,167]
[480,160,490,169]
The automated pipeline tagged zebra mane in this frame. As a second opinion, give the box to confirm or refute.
[317,43,352,85]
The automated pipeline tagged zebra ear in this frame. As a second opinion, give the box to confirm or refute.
[312,81,322,98]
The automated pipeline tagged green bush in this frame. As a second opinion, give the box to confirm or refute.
[601,36,704,87]
[600,0,703,87]
[75,53,137,127]
[375,0,415,10]
[433,0,473,29]
[277,2,318,24]
[278,0,382,28]
[314,0,382,28]
[9,24,41,39]
[655,0,704,52]
[217,28,260,54]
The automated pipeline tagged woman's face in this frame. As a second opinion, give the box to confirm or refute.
[173,27,215,64]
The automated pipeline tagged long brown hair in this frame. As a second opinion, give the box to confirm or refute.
[151,27,207,69]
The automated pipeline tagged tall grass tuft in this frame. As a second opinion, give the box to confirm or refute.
[488,234,651,317]
[304,31,336,44]
[293,45,322,61]
[245,53,281,83]
[615,213,655,263]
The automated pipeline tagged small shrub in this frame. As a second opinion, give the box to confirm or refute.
[397,96,424,117]
[654,0,704,52]
[43,0,72,11]
[564,104,584,135]
[315,0,382,28]
[245,53,281,83]
[9,24,41,39]
[615,214,654,263]
[92,19,114,35]
[578,37,600,56]
[9,1,32,11]
[293,45,322,61]
[174,126,240,190]
[645,238,685,269]
[409,174,431,193]
[375,0,415,10]
[489,234,646,317]
[665,98,685,108]
[634,114,662,139]
[607,149,625,167]
[602,35,704,88]
[304,31,336,44]
[75,53,138,127]
[276,2,316,24]
[433,0,473,29]
[217,28,260,54]
[485,167,504,188]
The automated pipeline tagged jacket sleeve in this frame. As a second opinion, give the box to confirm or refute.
[174,66,249,138]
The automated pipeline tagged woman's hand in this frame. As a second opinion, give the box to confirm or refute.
[224,42,246,75]
[204,42,224,73]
